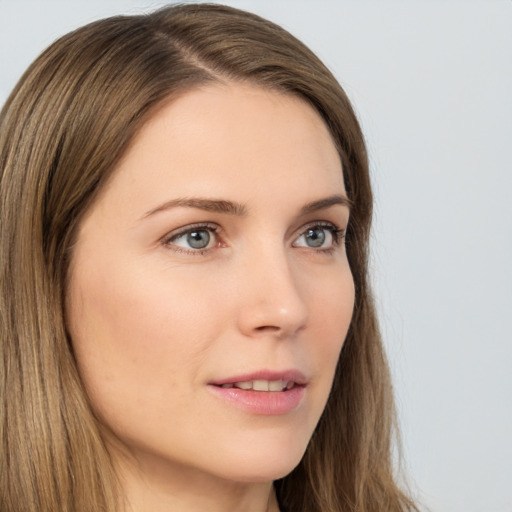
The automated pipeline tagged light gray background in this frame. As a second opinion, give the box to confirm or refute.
[1,1,511,511]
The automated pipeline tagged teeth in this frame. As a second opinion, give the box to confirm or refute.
[217,380,297,391]
[219,380,295,391]
[269,380,284,391]
[253,379,269,391]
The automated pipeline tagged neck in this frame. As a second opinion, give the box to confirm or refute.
[114,452,281,512]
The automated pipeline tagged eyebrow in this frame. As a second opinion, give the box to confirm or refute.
[142,193,351,219]
[299,194,352,215]
[143,197,248,218]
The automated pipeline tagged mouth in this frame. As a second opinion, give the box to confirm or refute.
[209,369,307,391]
[207,370,307,415]
[215,379,298,392]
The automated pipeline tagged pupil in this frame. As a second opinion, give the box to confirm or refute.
[187,230,210,249]
[306,228,325,247]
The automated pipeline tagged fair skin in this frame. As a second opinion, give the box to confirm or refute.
[66,82,354,512]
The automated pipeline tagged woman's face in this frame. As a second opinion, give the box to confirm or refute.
[67,83,354,485]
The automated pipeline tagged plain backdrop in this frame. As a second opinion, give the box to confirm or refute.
[1,1,511,511]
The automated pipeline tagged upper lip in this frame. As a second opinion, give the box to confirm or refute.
[209,369,308,387]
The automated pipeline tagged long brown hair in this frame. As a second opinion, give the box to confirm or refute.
[0,4,417,511]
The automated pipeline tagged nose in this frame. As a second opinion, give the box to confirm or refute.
[235,247,308,339]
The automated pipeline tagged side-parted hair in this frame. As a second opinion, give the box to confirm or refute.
[0,4,417,512]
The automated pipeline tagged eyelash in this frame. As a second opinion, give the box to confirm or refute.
[161,223,220,256]
[161,221,346,256]
[296,222,346,254]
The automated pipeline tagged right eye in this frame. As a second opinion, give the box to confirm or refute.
[163,224,220,254]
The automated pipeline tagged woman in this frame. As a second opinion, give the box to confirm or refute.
[0,4,418,512]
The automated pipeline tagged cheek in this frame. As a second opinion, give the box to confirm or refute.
[301,264,354,405]
[310,263,354,341]
[65,258,223,421]
[320,272,354,370]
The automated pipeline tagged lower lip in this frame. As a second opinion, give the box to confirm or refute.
[207,385,305,415]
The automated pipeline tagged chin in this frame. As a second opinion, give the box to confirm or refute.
[217,460,302,484]
[208,433,309,483]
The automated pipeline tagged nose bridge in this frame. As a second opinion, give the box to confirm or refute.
[236,239,308,338]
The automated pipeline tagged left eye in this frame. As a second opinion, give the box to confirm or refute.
[293,225,341,249]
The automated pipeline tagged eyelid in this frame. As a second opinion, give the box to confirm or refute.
[294,220,344,237]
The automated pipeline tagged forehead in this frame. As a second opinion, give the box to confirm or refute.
[94,82,345,216]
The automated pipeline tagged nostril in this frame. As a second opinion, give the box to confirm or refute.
[255,325,280,332]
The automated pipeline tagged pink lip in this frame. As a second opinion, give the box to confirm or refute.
[207,369,307,415]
